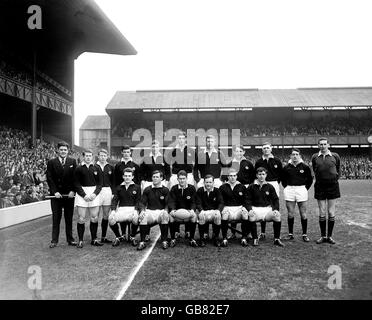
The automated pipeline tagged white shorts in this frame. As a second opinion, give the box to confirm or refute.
[99,187,113,206]
[252,206,272,221]
[198,209,221,224]
[169,173,195,189]
[222,206,247,221]
[283,185,308,202]
[197,178,222,190]
[75,186,101,208]
[268,181,280,198]
[140,209,167,225]
[141,180,168,193]
[172,208,196,222]
[109,206,138,224]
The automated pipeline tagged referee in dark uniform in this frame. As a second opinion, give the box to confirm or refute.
[46,142,77,248]
[311,137,341,244]
[254,142,283,240]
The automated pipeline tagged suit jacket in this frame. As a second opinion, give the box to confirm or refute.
[46,157,77,195]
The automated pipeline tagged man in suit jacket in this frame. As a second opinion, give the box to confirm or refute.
[46,142,77,248]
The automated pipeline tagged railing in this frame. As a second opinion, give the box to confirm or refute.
[0,74,73,116]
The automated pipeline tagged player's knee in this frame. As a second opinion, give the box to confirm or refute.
[90,216,99,223]
[198,211,206,225]
[214,211,221,225]
[191,213,197,223]
[169,215,175,223]
[78,216,86,224]
[287,212,295,219]
[273,211,281,222]
[160,211,169,224]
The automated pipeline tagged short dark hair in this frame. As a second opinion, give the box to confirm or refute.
[82,150,93,156]
[204,174,214,181]
[262,142,271,147]
[152,170,163,179]
[256,167,268,174]
[121,145,131,152]
[177,170,187,178]
[57,141,69,149]
[291,148,301,154]
[98,149,108,155]
[123,168,134,175]
[233,145,245,152]
[318,137,328,144]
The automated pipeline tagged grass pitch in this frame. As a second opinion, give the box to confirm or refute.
[0,180,371,300]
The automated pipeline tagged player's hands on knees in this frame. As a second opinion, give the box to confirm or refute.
[273,210,280,217]
[222,208,229,215]
[248,210,255,218]
[68,191,75,198]
[83,195,90,202]
[170,210,176,217]
[54,192,62,199]
[138,211,145,222]
[241,207,248,214]
[89,193,97,201]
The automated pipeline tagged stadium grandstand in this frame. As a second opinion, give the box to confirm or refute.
[79,115,110,155]
[0,0,136,208]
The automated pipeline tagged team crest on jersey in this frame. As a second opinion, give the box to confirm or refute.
[265,191,269,195]
[300,170,304,173]
[94,171,97,175]
[239,192,243,196]
[274,164,278,168]
[245,166,249,170]
[213,198,216,201]
[160,196,164,200]
[133,190,137,194]
[187,196,191,199]
[108,171,112,175]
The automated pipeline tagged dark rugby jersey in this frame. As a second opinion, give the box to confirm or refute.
[254,156,283,183]
[196,187,224,212]
[139,185,169,211]
[246,182,279,211]
[114,159,140,186]
[230,158,255,185]
[139,154,171,182]
[74,163,102,197]
[168,146,196,174]
[196,149,229,180]
[168,184,197,211]
[311,152,340,182]
[97,162,115,192]
[219,182,247,208]
[111,183,141,211]
[282,161,313,189]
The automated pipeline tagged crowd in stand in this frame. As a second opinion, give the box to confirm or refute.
[0,59,68,101]
[1,125,371,209]
[0,126,80,208]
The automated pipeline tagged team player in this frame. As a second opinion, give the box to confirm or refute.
[228,145,255,240]
[74,150,103,248]
[282,148,313,242]
[168,170,198,247]
[109,168,141,247]
[254,142,283,240]
[195,135,229,189]
[139,140,171,191]
[96,149,115,244]
[246,167,284,247]
[195,174,224,247]
[219,168,250,247]
[137,170,170,250]
[113,145,140,241]
[311,138,341,245]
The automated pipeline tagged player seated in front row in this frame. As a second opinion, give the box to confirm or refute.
[168,170,198,247]
[246,167,284,247]
[219,168,250,247]
[196,174,224,247]
[109,168,141,247]
[136,170,170,250]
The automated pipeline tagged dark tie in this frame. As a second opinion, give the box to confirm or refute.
[61,159,65,166]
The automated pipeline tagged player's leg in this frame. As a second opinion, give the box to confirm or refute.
[220,207,230,246]
[76,206,87,248]
[239,207,250,247]
[129,209,139,246]
[137,210,150,250]
[109,210,122,247]
[265,209,284,246]
[316,200,328,244]
[326,199,337,244]
[159,210,170,249]
[89,206,103,246]
[285,201,296,240]
[188,211,198,247]
[168,215,177,247]
[197,210,207,246]
[101,205,111,243]
[212,210,222,247]
[228,222,238,240]
[298,201,310,242]
[248,208,259,246]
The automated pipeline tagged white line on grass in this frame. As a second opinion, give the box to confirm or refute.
[115,231,161,300]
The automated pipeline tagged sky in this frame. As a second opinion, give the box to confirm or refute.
[74,0,372,145]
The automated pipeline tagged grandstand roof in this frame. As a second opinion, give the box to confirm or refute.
[107,87,372,111]
[0,0,136,87]
[80,115,110,130]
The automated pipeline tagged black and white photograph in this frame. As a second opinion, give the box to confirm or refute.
[0,0,371,309]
